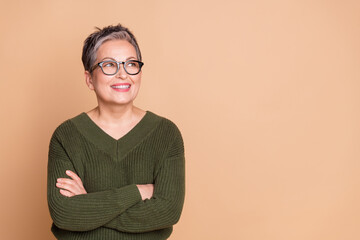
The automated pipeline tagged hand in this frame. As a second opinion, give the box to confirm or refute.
[56,170,87,197]
[136,184,154,200]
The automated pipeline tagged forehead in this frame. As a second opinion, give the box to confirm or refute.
[96,39,137,60]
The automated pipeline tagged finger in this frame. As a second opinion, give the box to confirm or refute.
[57,178,78,187]
[65,170,82,183]
[57,178,86,195]
[56,182,76,193]
[59,189,75,197]
[56,179,81,192]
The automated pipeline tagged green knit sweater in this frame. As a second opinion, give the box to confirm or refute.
[47,111,185,240]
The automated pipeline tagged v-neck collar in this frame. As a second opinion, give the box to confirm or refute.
[70,111,162,158]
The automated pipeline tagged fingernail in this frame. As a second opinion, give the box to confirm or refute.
[66,170,70,174]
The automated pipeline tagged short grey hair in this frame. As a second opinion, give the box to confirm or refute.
[82,24,142,72]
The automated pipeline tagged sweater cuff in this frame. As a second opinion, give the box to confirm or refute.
[113,184,142,212]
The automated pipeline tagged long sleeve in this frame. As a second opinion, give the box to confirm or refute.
[104,128,185,233]
[47,133,142,232]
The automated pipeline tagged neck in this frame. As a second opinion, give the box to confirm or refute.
[90,102,138,124]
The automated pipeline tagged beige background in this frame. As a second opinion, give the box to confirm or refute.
[0,0,359,239]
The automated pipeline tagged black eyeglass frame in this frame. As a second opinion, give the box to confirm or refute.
[91,60,144,76]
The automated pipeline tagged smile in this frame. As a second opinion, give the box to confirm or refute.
[111,83,131,92]
[111,85,130,89]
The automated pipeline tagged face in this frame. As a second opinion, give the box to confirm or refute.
[85,39,142,107]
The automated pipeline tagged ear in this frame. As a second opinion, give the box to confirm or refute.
[85,71,95,90]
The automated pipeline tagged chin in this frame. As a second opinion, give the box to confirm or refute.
[116,98,137,105]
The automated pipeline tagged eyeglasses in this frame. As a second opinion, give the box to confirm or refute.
[91,59,144,75]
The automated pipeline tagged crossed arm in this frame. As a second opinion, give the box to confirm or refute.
[56,170,154,200]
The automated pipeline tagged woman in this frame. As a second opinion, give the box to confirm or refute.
[47,24,185,240]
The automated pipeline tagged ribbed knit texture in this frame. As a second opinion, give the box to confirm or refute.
[47,111,185,240]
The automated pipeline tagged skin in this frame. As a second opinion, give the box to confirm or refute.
[56,39,154,201]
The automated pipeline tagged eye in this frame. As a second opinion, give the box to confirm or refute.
[126,61,139,68]
[103,61,116,68]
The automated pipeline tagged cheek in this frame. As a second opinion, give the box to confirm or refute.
[93,76,112,88]
[136,73,142,83]
[130,75,142,85]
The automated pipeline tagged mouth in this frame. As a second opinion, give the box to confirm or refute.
[111,83,131,91]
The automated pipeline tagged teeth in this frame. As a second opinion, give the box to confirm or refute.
[112,85,130,89]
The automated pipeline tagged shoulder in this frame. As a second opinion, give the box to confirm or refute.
[50,113,85,141]
[148,111,183,137]
[147,111,184,155]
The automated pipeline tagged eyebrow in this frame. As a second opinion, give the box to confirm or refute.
[101,56,137,61]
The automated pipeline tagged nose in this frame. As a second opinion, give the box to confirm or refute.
[116,63,127,79]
